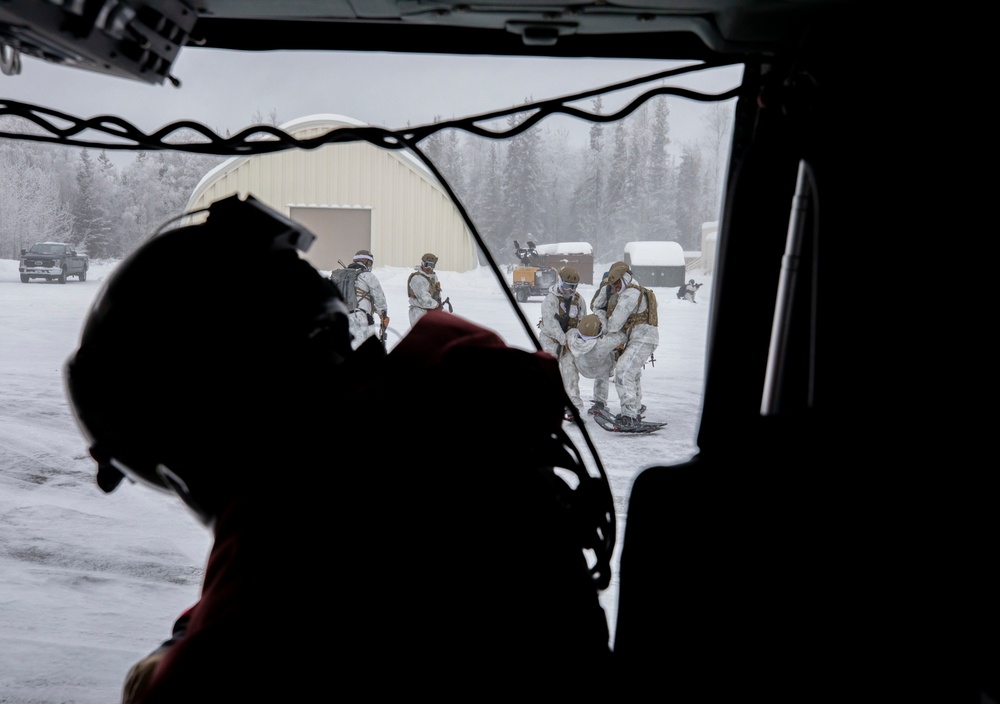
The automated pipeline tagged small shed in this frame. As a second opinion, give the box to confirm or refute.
[624,241,687,287]
[532,241,595,284]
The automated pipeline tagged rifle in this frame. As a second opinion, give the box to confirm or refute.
[440,296,453,313]
[555,299,571,332]
[379,316,388,350]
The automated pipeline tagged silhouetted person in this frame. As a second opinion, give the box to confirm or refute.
[64,195,613,703]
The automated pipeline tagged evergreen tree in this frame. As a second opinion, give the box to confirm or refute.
[571,97,606,254]
[674,141,704,251]
[0,140,71,258]
[501,101,546,244]
[419,116,449,174]
[71,149,111,255]
[0,91,735,271]
[646,97,678,241]
[628,105,653,243]
[700,101,735,225]
[605,120,636,260]
[541,126,576,243]
[463,133,508,264]
[116,152,164,255]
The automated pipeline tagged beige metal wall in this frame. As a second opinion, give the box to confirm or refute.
[185,115,477,272]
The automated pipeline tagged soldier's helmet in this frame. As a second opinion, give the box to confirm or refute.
[560,266,580,286]
[607,262,631,285]
[421,253,438,269]
[354,249,374,270]
[579,314,602,338]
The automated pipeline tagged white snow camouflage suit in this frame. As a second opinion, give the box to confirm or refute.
[564,324,627,416]
[347,268,388,350]
[407,268,442,326]
[538,282,586,358]
[598,274,659,419]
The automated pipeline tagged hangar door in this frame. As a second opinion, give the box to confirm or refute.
[290,206,372,272]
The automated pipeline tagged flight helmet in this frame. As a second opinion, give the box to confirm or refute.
[63,195,353,525]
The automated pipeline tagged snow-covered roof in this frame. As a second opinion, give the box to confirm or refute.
[186,114,436,212]
[534,242,593,255]
[624,241,685,266]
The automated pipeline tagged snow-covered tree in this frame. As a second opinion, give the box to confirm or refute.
[570,97,607,252]
[0,140,72,258]
[674,141,704,251]
[0,90,734,270]
[501,101,546,244]
[540,126,576,242]
[645,97,679,241]
[700,101,734,224]
[71,149,113,255]
[462,133,508,264]
[604,120,637,259]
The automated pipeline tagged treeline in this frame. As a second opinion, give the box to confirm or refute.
[419,96,732,264]
[0,96,732,263]
[0,124,224,260]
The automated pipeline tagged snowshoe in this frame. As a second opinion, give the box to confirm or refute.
[588,401,608,416]
[615,414,641,430]
[592,411,666,434]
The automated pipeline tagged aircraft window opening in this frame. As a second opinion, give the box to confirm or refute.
[1,52,742,678]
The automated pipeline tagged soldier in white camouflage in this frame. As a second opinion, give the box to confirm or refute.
[407,252,442,327]
[346,249,388,350]
[602,262,659,430]
[564,313,626,419]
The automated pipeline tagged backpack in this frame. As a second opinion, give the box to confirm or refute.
[330,267,361,310]
[407,270,442,305]
[644,287,658,326]
[615,283,658,333]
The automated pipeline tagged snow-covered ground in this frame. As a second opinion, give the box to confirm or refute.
[0,256,711,703]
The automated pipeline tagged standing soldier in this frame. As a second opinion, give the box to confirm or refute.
[539,266,587,419]
[408,252,442,326]
[591,260,629,326]
[345,249,388,350]
[603,262,659,430]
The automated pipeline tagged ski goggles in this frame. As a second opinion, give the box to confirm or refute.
[562,282,578,291]
[422,260,436,269]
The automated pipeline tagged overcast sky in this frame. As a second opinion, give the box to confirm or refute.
[1,48,741,156]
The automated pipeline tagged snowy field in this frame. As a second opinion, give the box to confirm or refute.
[0,256,711,703]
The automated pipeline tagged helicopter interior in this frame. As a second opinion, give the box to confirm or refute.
[0,1,968,700]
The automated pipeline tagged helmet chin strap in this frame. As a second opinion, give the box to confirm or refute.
[157,464,214,529]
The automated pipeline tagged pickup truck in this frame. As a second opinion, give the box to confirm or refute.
[19,242,89,284]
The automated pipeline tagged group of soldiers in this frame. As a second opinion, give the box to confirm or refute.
[341,248,659,430]
[338,249,445,350]
[538,262,659,431]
